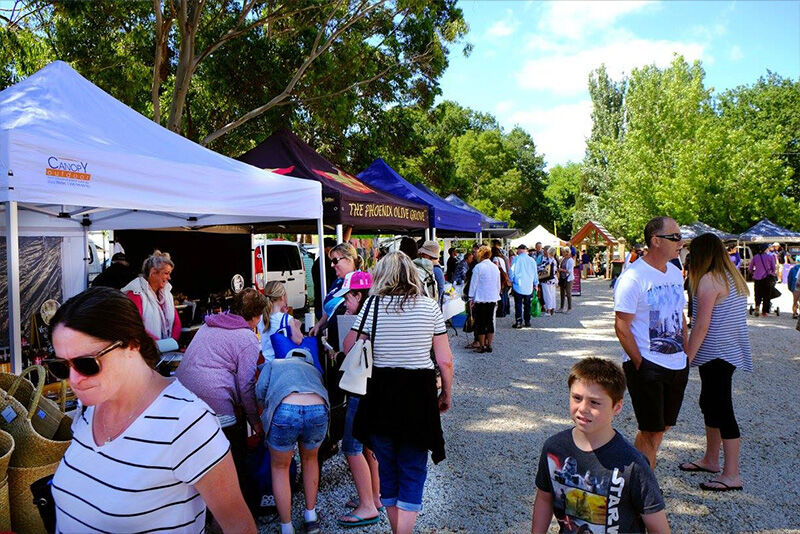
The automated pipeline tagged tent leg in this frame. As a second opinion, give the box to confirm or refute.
[425,229,430,241]
[431,228,437,240]
[336,224,343,244]
[5,201,22,374]
[317,218,327,299]
[250,233,257,287]
[477,232,483,243]
[83,225,90,289]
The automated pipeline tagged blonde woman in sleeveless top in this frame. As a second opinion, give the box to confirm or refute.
[681,233,752,492]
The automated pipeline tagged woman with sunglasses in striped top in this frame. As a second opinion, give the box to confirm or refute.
[46,287,255,533]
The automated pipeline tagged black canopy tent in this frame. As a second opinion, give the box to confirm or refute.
[239,130,429,235]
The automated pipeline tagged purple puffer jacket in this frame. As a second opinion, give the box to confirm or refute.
[176,313,260,426]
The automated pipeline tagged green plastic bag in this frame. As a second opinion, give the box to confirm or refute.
[530,294,542,318]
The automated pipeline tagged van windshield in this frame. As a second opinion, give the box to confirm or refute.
[267,245,302,272]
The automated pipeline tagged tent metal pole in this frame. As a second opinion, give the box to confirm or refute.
[477,232,483,243]
[317,217,327,300]
[82,225,90,290]
[424,228,430,241]
[431,228,437,240]
[250,233,256,287]
[5,201,22,373]
[336,224,343,244]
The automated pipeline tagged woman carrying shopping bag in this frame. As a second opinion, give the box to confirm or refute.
[343,252,454,534]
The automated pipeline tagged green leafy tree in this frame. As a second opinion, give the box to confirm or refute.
[577,64,625,230]
[3,0,468,158]
[603,56,713,240]
[544,162,582,239]
[717,72,800,227]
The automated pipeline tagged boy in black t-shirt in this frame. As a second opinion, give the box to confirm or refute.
[531,358,669,533]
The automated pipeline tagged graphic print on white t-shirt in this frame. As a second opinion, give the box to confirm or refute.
[646,284,684,355]
[613,260,687,370]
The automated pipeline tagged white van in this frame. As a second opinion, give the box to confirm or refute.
[254,241,307,312]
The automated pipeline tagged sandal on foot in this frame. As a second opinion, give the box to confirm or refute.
[700,480,743,492]
[679,461,720,473]
[345,500,385,513]
[337,513,381,528]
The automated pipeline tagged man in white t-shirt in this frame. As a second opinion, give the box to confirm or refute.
[613,216,689,469]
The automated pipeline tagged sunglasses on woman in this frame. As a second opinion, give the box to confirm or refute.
[43,340,123,380]
[330,256,347,266]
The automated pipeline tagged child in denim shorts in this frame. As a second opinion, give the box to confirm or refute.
[256,349,330,534]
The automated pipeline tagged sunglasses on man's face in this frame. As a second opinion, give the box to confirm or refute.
[656,233,682,242]
[44,340,123,380]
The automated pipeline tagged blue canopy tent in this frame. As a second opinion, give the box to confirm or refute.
[442,192,507,229]
[440,192,520,238]
[739,218,800,243]
[357,159,481,236]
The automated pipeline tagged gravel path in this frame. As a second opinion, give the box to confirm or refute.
[258,278,800,533]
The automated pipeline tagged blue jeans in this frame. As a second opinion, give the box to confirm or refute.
[341,396,363,456]
[496,287,510,317]
[267,403,328,452]
[370,434,428,512]
[513,291,532,325]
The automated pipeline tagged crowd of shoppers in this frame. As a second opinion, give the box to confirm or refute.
[47,221,790,533]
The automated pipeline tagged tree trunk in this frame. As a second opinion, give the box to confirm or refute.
[166,2,198,133]
[151,0,172,124]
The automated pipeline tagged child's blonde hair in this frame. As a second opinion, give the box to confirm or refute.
[261,281,287,331]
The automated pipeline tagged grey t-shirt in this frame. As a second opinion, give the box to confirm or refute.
[535,429,665,533]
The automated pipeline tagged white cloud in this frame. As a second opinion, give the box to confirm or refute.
[483,49,498,59]
[729,45,744,61]
[510,101,593,168]
[538,1,656,40]
[495,100,514,115]
[486,19,517,38]
[516,39,706,94]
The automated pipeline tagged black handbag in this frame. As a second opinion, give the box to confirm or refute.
[30,474,56,534]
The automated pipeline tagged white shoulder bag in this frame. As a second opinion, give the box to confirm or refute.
[339,296,379,395]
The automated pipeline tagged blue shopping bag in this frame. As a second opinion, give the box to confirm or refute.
[269,314,323,374]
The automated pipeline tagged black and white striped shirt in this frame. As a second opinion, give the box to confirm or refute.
[352,295,447,370]
[53,380,230,533]
[691,274,753,372]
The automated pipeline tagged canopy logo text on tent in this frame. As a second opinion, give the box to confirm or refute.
[46,156,91,182]
[347,201,427,223]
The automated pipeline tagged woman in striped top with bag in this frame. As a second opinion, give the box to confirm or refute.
[47,287,255,533]
[344,251,454,534]
[681,233,752,493]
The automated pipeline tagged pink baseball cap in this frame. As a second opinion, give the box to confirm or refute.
[333,271,373,297]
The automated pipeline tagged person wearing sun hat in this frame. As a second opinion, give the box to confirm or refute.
[418,239,445,305]
[334,270,384,529]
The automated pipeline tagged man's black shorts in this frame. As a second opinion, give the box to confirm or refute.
[623,358,689,432]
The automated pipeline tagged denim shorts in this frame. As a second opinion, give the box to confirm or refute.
[266,403,329,452]
[370,434,428,512]
[341,396,363,456]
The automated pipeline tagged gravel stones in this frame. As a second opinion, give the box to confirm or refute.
[258,278,800,533]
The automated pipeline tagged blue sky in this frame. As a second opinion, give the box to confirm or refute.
[438,0,800,168]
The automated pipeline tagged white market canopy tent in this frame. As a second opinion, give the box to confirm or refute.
[510,225,567,249]
[1,61,323,372]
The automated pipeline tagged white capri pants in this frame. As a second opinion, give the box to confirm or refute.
[542,283,556,311]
